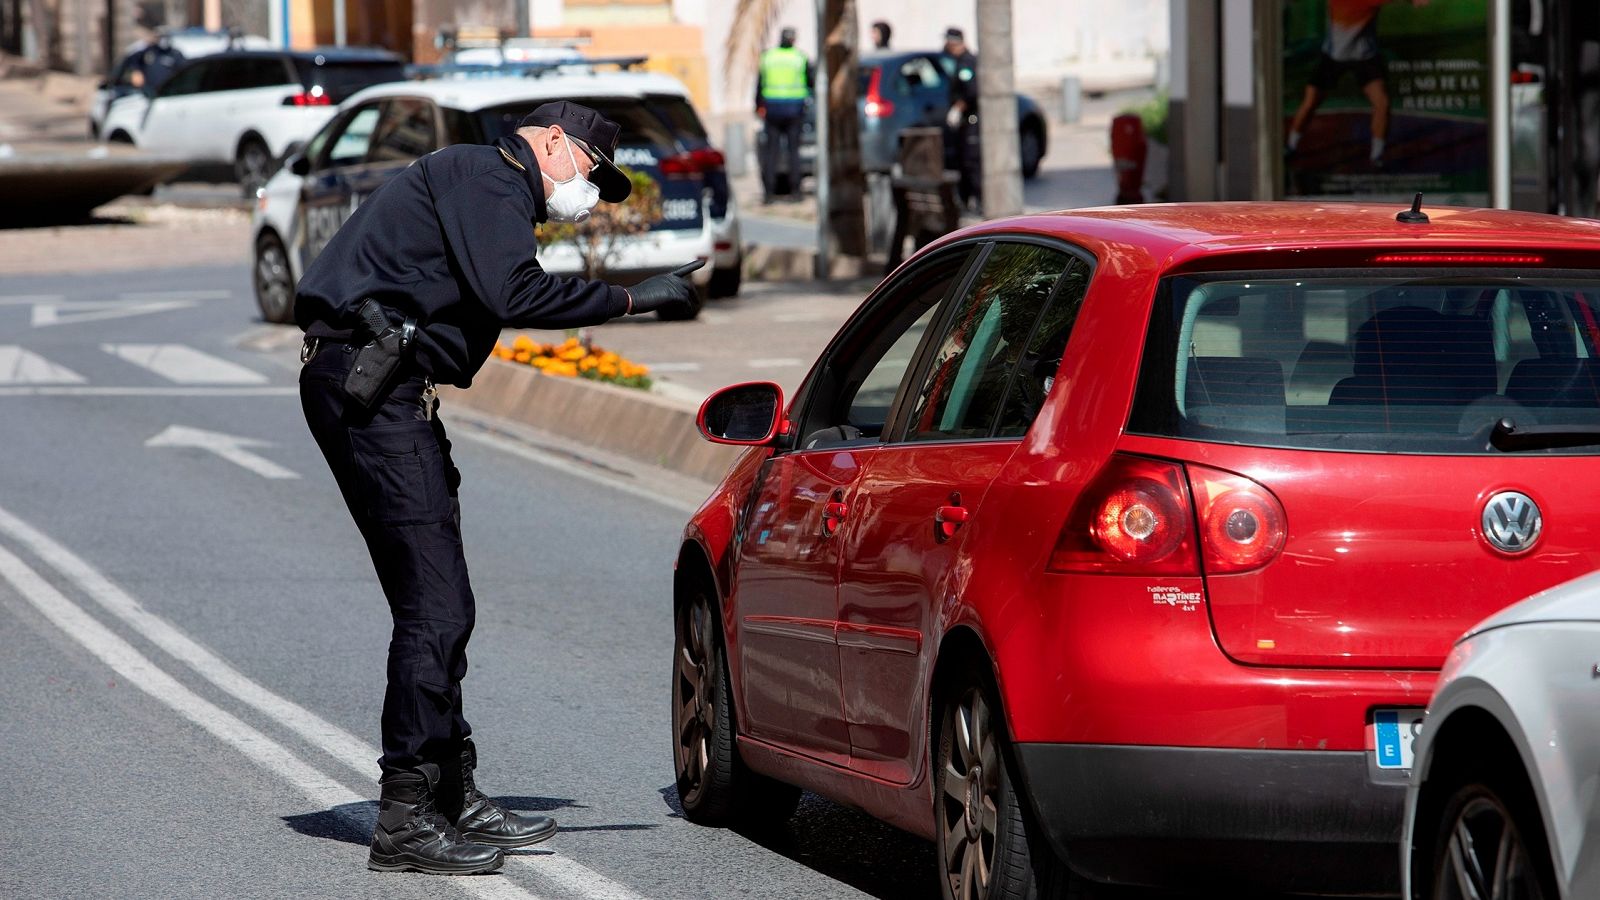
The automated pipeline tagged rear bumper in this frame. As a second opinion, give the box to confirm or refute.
[537,227,713,287]
[1015,743,1405,894]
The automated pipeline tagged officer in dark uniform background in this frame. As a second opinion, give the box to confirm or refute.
[942,27,981,210]
[295,101,698,876]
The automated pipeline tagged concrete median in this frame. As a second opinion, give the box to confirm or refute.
[441,358,744,487]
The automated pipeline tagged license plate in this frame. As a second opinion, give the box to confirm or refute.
[1372,708,1426,770]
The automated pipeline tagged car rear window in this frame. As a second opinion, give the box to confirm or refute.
[477,97,685,152]
[1127,272,1600,454]
[297,60,406,102]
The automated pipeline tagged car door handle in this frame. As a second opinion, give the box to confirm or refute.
[934,496,968,542]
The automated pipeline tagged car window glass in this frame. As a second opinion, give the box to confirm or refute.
[647,95,708,140]
[477,98,680,150]
[368,98,436,163]
[798,250,970,450]
[1127,274,1600,454]
[201,58,252,92]
[238,57,290,89]
[323,106,381,169]
[298,60,407,104]
[158,62,207,97]
[442,107,481,144]
[903,243,1071,442]
[898,57,943,92]
[996,257,1091,436]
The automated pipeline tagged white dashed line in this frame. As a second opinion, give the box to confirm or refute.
[643,362,702,373]
[746,358,803,368]
[103,343,269,385]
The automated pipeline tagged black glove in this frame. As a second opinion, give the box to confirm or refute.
[626,260,704,315]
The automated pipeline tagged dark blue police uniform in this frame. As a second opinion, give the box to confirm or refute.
[296,131,627,779]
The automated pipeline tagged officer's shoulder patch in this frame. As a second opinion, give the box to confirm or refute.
[498,146,527,172]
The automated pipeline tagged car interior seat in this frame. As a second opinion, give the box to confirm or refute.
[1330,307,1496,406]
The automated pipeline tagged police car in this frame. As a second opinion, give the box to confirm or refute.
[250,71,735,323]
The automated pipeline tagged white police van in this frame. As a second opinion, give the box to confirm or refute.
[250,68,737,324]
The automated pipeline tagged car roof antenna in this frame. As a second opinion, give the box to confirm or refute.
[1396,192,1430,225]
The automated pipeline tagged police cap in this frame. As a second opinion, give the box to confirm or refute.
[517,101,632,203]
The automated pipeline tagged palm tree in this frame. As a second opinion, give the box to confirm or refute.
[726,0,867,258]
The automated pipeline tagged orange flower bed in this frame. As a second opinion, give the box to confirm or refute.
[492,335,652,389]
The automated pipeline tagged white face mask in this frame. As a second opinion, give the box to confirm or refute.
[543,137,602,223]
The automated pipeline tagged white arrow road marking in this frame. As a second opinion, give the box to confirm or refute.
[104,343,268,385]
[146,425,300,480]
[0,502,650,900]
[33,299,198,327]
[0,540,545,900]
[0,346,86,384]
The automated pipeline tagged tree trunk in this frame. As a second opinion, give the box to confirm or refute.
[976,0,1023,218]
[822,0,866,257]
[24,0,49,65]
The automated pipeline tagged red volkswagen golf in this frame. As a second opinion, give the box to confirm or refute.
[671,202,1600,898]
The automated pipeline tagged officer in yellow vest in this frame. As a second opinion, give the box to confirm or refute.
[756,27,813,203]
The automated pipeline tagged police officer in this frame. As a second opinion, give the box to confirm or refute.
[294,101,698,876]
[756,26,813,203]
[941,27,981,210]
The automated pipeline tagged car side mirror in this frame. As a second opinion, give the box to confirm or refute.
[288,153,311,176]
[698,382,786,446]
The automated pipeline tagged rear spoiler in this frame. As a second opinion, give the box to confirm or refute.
[407,56,651,81]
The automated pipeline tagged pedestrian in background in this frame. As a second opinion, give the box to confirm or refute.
[872,20,892,50]
[941,27,981,210]
[756,26,813,203]
[294,101,700,876]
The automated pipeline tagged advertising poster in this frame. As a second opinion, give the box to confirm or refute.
[1282,0,1489,203]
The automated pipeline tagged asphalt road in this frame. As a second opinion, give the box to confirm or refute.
[0,262,1364,900]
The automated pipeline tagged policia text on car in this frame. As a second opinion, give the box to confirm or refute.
[294,101,700,876]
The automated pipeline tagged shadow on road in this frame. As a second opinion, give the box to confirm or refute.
[285,795,583,846]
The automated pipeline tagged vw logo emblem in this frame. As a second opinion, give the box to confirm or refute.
[1481,491,1542,555]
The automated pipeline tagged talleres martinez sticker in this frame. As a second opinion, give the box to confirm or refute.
[1148,585,1202,612]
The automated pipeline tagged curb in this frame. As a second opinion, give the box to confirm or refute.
[441,359,742,486]
[743,243,884,281]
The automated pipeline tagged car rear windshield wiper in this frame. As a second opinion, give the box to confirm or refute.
[1489,417,1600,452]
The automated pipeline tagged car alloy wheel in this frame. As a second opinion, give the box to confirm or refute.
[1433,786,1550,900]
[940,686,1002,900]
[237,138,273,198]
[673,591,719,809]
[254,233,296,324]
[671,584,801,827]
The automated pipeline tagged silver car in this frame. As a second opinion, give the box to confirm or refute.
[1402,571,1600,899]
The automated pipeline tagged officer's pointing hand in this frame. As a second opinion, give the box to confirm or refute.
[626,260,704,315]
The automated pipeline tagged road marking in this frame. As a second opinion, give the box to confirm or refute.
[644,362,702,373]
[746,357,803,368]
[771,312,838,323]
[0,540,544,900]
[32,299,198,327]
[104,343,269,385]
[0,346,86,384]
[0,502,650,900]
[118,290,233,301]
[0,294,65,305]
[146,425,300,480]
[0,386,297,397]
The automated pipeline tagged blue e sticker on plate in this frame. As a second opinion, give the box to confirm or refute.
[1374,710,1404,769]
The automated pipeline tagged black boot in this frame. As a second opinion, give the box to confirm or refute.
[450,739,558,848]
[368,762,504,875]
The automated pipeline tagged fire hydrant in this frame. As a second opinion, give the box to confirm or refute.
[1110,113,1148,205]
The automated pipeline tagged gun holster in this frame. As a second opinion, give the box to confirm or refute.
[343,299,417,408]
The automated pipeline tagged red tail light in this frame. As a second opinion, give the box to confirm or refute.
[283,90,331,107]
[863,67,894,118]
[1048,455,1198,575]
[1187,464,1286,574]
[661,148,728,177]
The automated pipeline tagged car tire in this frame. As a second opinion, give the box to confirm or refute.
[672,584,802,827]
[656,283,707,321]
[935,670,1085,900]
[253,231,297,324]
[708,260,742,299]
[1426,773,1557,900]
[1020,125,1044,180]
[236,137,274,199]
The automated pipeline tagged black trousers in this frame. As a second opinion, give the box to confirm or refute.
[300,341,473,778]
[761,111,804,198]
